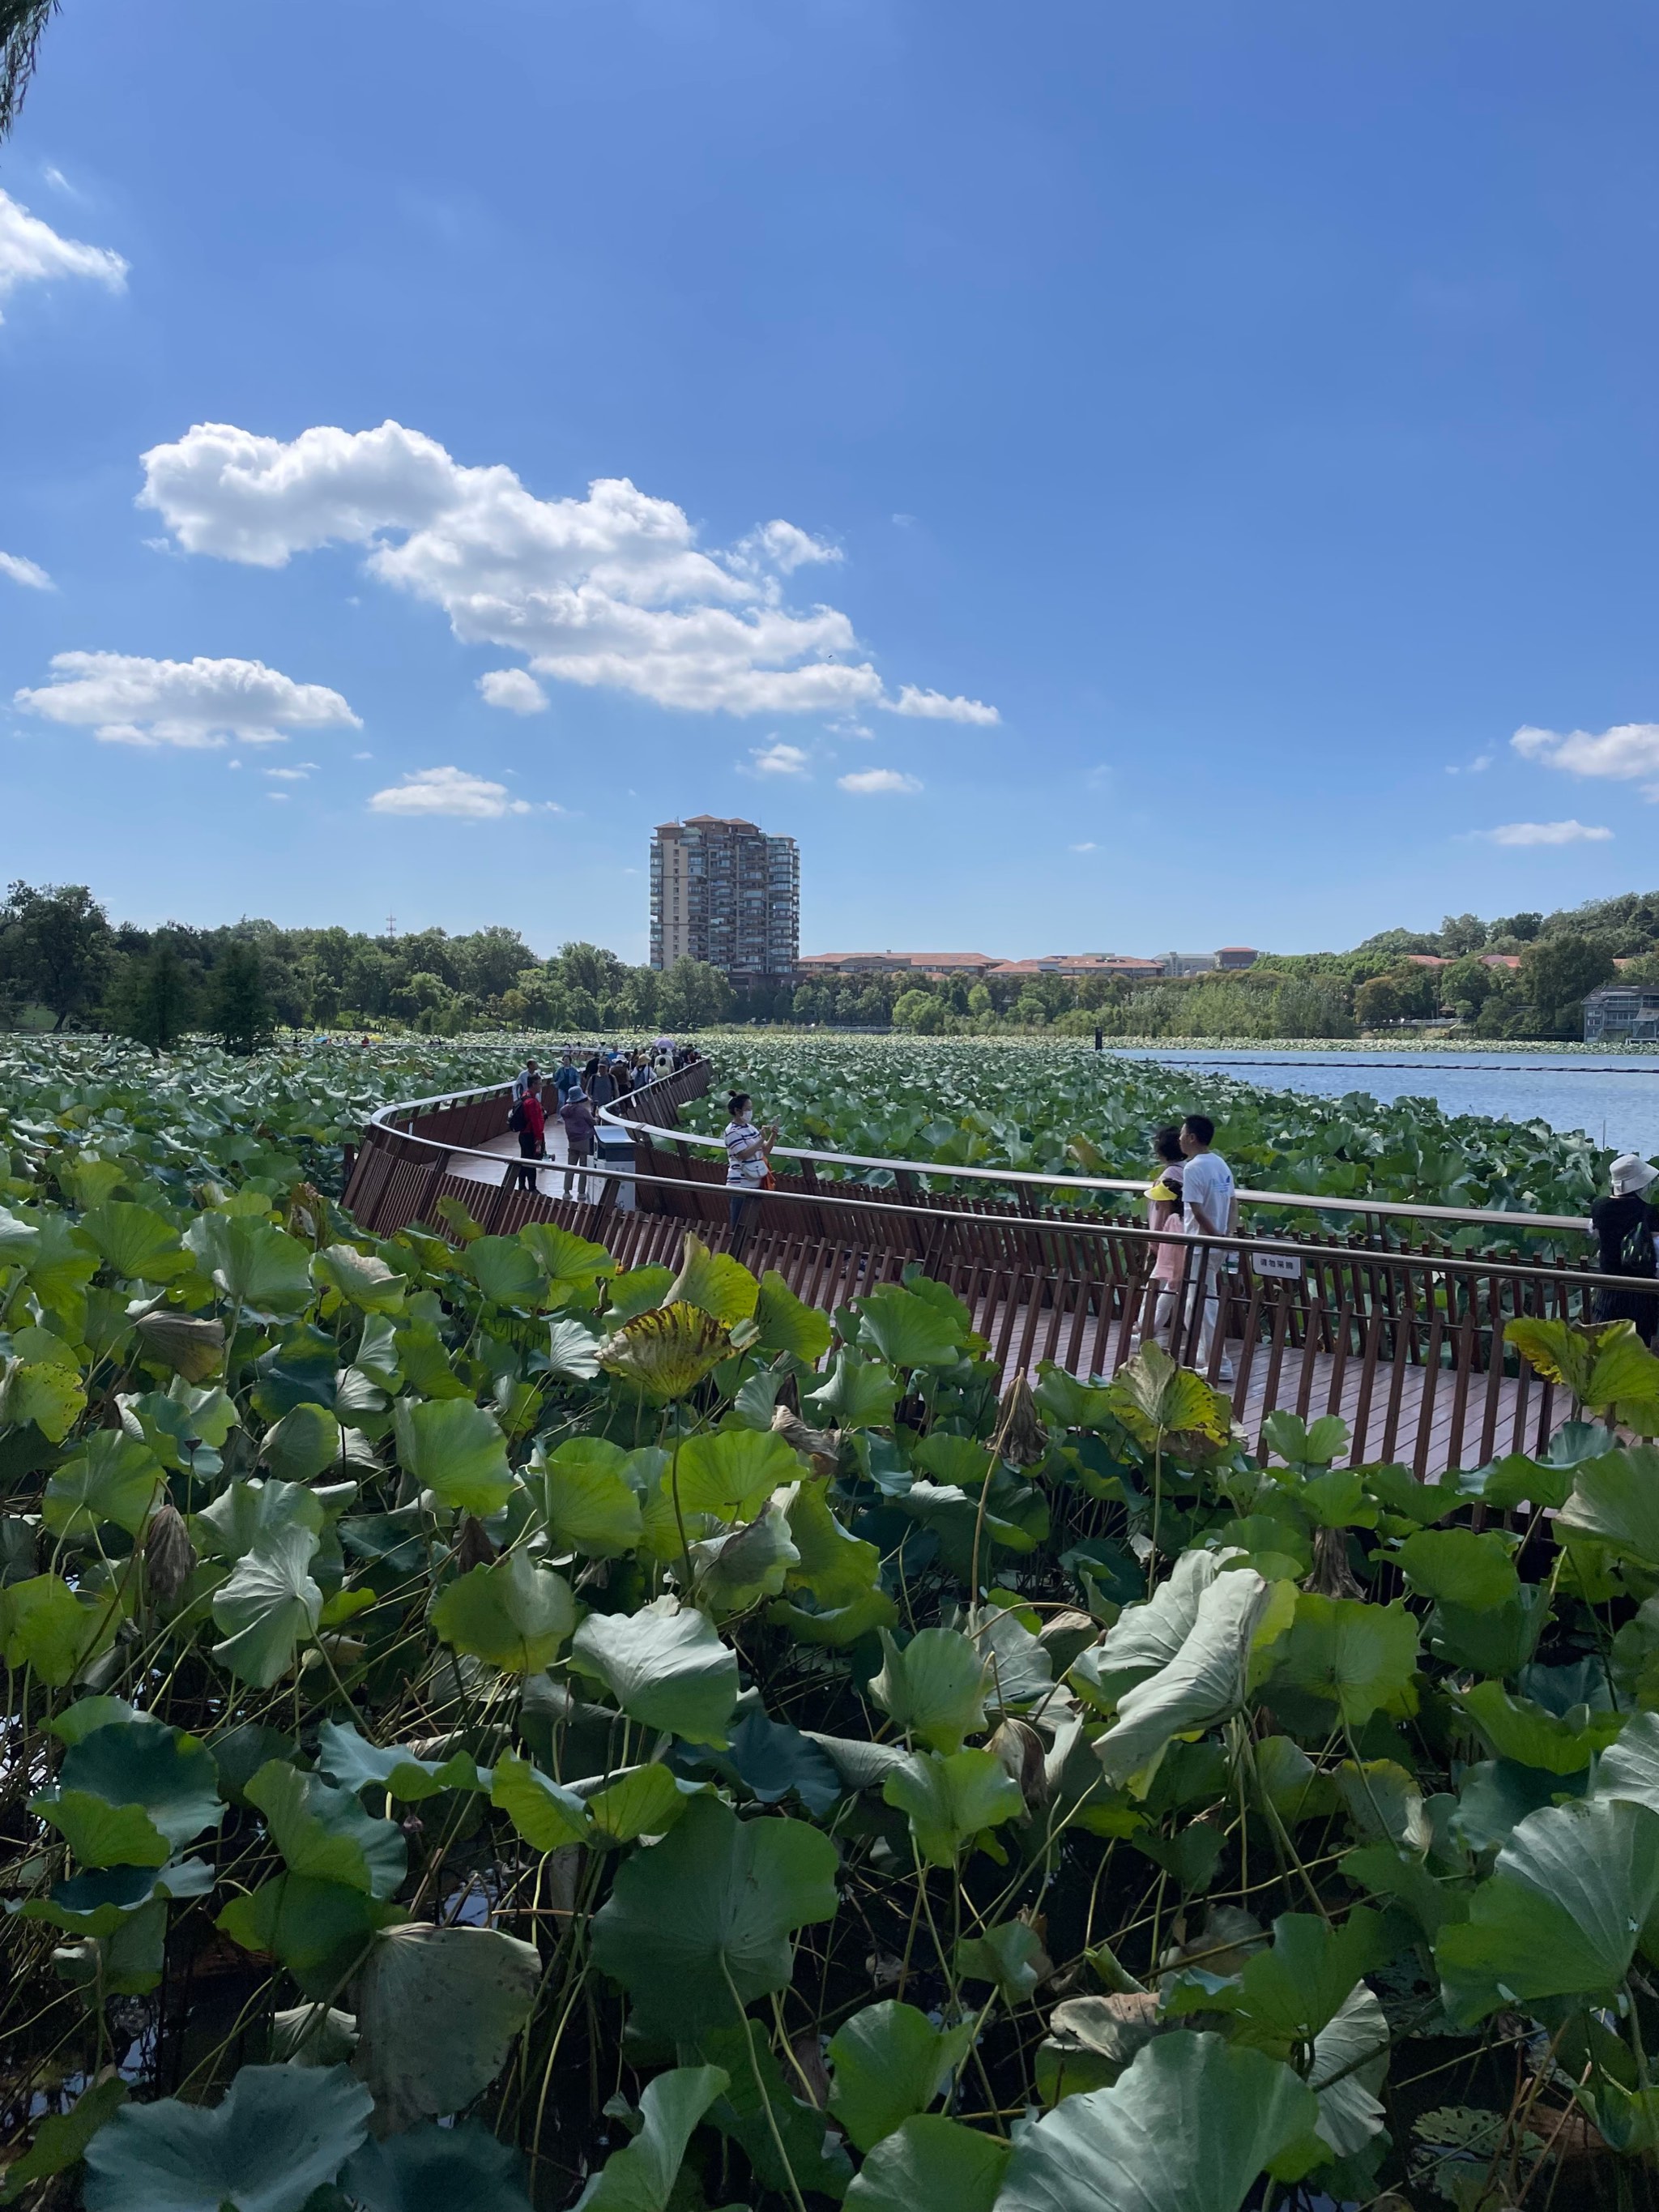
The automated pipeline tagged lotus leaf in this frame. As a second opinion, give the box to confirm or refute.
[571,1597,739,1746]
[81,2064,373,2212]
[869,1626,990,1752]
[842,2116,1009,2212]
[352,1924,541,2130]
[430,1552,577,1673]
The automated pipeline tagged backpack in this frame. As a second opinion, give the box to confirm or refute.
[1618,1206,1657,1277]
[508,1099,527,1133]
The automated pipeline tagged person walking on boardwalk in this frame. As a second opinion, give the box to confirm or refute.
[1179,1112,1236,1381]
[1592,1153,1659,1344]
[513,1055,540,1104]
[555,1052,580,1108]
[1144,1125,1188,1346]
[723,1091,776,1238]
[561,1087,597,1200]
[509,1074,546,1192]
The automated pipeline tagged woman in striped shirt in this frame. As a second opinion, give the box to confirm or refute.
[723,1092,776,1233]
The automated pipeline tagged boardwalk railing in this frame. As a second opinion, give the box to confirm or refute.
[341,1056,1641,1475]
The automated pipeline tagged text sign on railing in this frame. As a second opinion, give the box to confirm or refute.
[1249,1247,1306,1282]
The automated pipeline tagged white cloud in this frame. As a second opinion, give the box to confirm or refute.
[1512,721,1659,787]
[1480,819,1614,847]
[748,740,809,777]
[14,651,361,749]
[264,764,315,780]
[1069,840,1098,852]
[267,791,288,801]
[884,684,1000,725]
[1445,750,1494,775]
[0,189,127,321]
[369,766,535,820]
[838,767,922,796]
[137,419,996,720]
[0,551,53,590]
[477,667,548,715]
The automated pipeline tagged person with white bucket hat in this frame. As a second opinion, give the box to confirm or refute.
[1591,1153,1659,1343]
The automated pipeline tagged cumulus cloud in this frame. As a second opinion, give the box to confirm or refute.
[137,419,996,720]
[884,684,999,725]
[1480,819,1614,847]
[1069,840,1098,852]
[1445,750,1493,775]
[838,767,922,796]
[0,189,127,320]
[0,551,52,590]
[477,667,548,715]
[1512,721,1659,787]
[748,740,809,777]
[14,651,360,749]
[264,763,316,780]
[369,766,534,820]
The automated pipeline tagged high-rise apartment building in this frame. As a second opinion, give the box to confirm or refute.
[649,816,800,980]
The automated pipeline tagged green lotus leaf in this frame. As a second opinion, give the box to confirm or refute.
[1507,1317,1659,1416]
[571,1597,739,1747]
[804,1350,900,1431]
[955,1918,1053,2003]
[259,1402,343,1484]
[21,1858,211,1938]
[1436,1796,1659,2024]
[689,1708,844,1815]
[245,1758,406,1898]
[185,1214,314,1312]
[589,1794,837,2039]
[689,1497,801,1616]
[466,1235,545,1309]
[79,1200,190,1283]
[1107,1341,1232,1449]
[310,1241,406,1313]
[1457,1680,1622,1775]
[0,1572,108,1687]
[663,1234,758,1324]
[571,2065,728,2212]
[32,1790,173,1869]
[352,1923,543,2132]
[489,1753,591,1850]
[842,2116,1009,2212]
[519,1219,617,1293]
[0,2077,126,2206]
[828,2001,973,2151]
[1260,1411,1346,1468]
[430,1552,577,1673]
[1307,1985,1390,2159]
[753,1269,833,1360]
[81,2063,373,2212]
[1071,1547,1229,1714]
[1203,1907,1392,2044]
[1333,1757,1430,1851]
[52,1894,169,1996]
[1475,1452,1575,1513]
[1269,1592,1419,1728]
[869,1627,990,1753]
[598,1305,732,1399]
[1095,1568,1286,1791]
[218,1874,403,1994]
[545,1316,604,1381]
[998,2031,1324,2212]
[196,1475,325,1562]
[1555,1444,1659,1565]
[780,1481,883,1607]
[583,1763,694,1845]
[1426,1584,1550,1676]
[133,1308,226,1385]
[48,1696,139,1745]
[1450,1760,1567,1854]
[769,1585,902,1647]
[20,1210,99,1322]
[342,2121,531,2212]
[672,1425,801,1523]
[855,1286,962,1369]
[1591,1710,1659,1815]
[210,1523,323,1686]
[46,1718,222,1864]
[605,1265,675,1322]
[0,1355,86,1441]
[1394,1527,1520,1613]
[315,1719,488,1803]
[693,2026,853,2202]
[393,1397,513,1516]
[532,1438,644,1558]
[43,1428,164,1539]
[883,1746,1025,1866]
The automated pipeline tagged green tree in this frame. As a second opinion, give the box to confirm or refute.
[1354,975,1405,1028]
[207,941,275,1055]
[0,881,112,1029]
[1521,933,1615,1038]
[1,0,56,137]
[657,957,734,1031]
[109,942,198,1053]
[1439,912,1488,956]
[891,989,944,1033]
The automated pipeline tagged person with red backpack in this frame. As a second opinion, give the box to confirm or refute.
[508,1075,546,1192]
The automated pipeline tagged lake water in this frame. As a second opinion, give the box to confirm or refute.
[1112,1048,1659,1160]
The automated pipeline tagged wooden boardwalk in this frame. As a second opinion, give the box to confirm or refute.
[343,1061,1589,1481]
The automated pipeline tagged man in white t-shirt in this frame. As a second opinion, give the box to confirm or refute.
[1179,1113,1236,1382]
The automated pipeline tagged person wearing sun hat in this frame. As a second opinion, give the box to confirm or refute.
[1591,1153,1659,1343]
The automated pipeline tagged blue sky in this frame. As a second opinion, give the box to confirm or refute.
[3,0,1658,963]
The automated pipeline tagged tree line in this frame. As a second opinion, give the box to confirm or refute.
[4,879,1653,1048]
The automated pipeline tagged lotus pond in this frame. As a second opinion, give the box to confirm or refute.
[3,1034,1659,2212]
